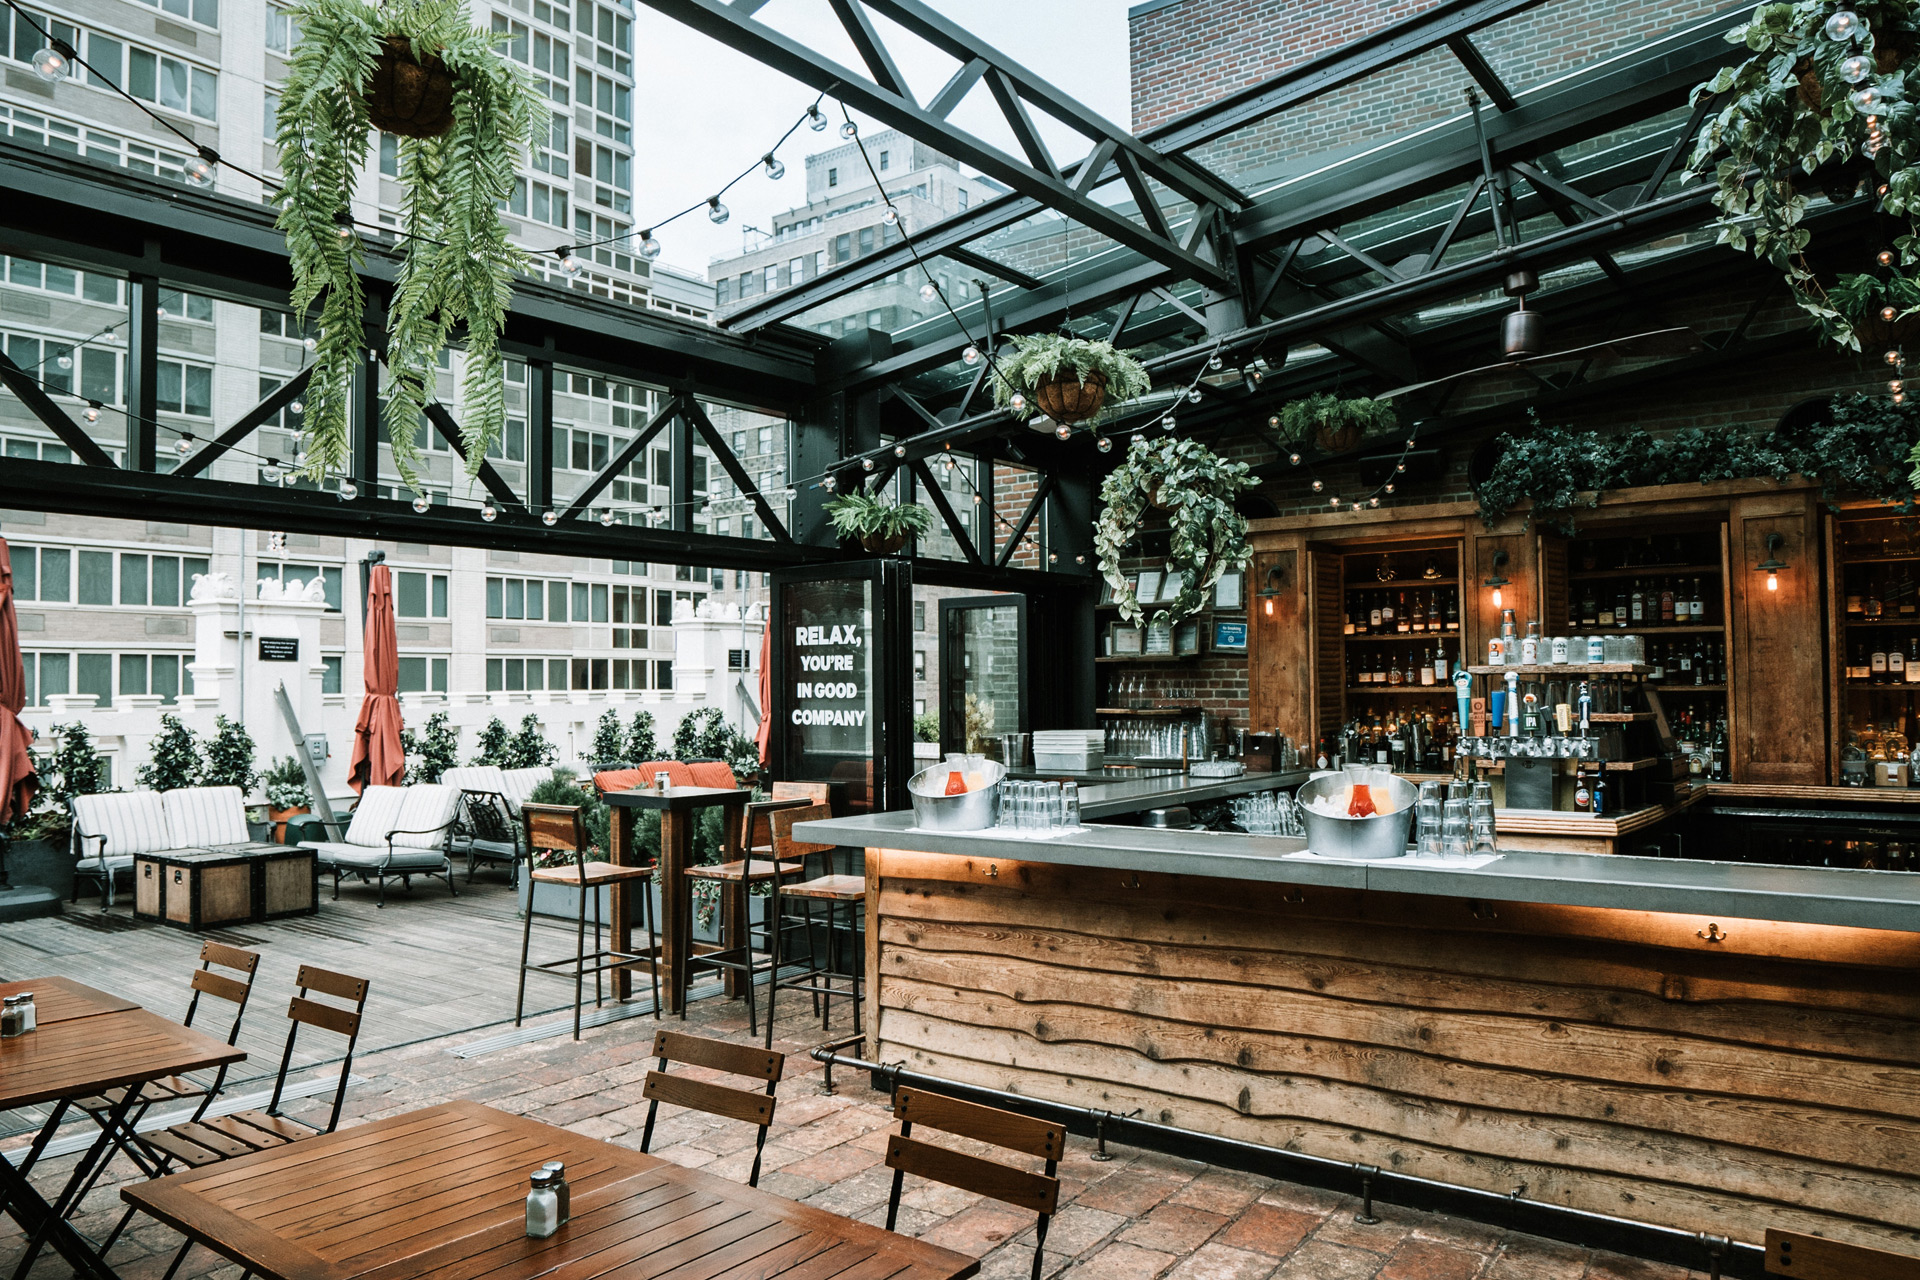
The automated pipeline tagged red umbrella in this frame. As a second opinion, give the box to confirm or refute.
[0,537,36,824]
[755,614,773,767]
[347,563,406,793]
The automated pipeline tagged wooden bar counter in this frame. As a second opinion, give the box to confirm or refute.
[799,812,1920,1253]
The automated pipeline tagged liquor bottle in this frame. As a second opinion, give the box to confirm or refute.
[1431,645,1447,684]
[1405,652,1419,686]
[1613,585,1629,629]
[1678,642,1694,679]
[1591,769,1609,818]
[1693,638,1707,685]
[1908,637,1920,684]
[1428,593,1441,632]
[1370,594,1384,631]
[1344,600,1357,635]
[1598,588,1615,628]
[1420,647,1436,686]
[1445,590,1459,631]
[1649,641,1666,682]
[1501,608,1517,647]
[1846,577,1864,616]
[1630,580,1645,625]
[1873,639,1890,685]
[1388,654,1404,686]
[1396,592,1410,633]
[1690,577,1705,624]
[1673,579,1690,623]
[1521,620,1540,666]
[1572,761,1591,813]
[1581,585,1598,627]
[1850,643,1872,682]
[1412,592,1427,633]
[1710,717,1729,781]
[1382,593,1396,630]
[1867,576,1884,620]
[1660,581,1675,624]
[1892,640,1907,684]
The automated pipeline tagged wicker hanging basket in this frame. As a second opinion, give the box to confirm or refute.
[364,37,456,139]
[1313,419,1365,455]
[1852,310,1920,351]
[1032,371,1109,425]
[859,530,908,555]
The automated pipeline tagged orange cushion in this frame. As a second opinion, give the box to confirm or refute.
[594,762,695,794]
[640,761,697,788]
[686,761,739,791]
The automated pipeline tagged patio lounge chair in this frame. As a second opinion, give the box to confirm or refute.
[297,783,460,906]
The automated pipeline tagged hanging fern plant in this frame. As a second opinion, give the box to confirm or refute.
[276,0,541,490]
[992,334,1152,426]
[1095,435,1255,627]
[1272,393,1399,455]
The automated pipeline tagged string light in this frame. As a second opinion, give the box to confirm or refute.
[174,436,192,455]
[1311,479,1324,492]
[706,197,729,224]
[600,507,616,527]
[1097,436,1112,452]
[541,509,558,525]
[893,443,907,457]
[807,103,828,131]
[83,402,100,423]
[920,281,939,302]
[861,457,876,471]
[411,493,430,513]
[840,120,858,138]
[1186,387,1203,403]
[636,230,661,261]
[558,250,583,276]
[30,40,70,81]
[338,479,357,500]
[1054,424,1072,440]
[962,346,980,365]
[762,154,785,180]
[881,206,898,226]
[182,148,217,188]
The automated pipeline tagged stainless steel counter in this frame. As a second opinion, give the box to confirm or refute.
[794,810,1920,934]
[1038,769,1309,819]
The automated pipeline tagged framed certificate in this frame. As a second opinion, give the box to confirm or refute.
[1110,623,1143,656]
[1214,572,1243,610]
[1213,620,1248,651]
[1145,621,1174,655]
[1174,619,1203,657]
[1135,570,1162,606]
[1159,569,1185,604]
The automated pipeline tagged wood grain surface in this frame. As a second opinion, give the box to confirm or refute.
[123,1100,978,1280]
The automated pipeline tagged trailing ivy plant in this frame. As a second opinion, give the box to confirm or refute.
[991,334,1152,423]
[276,0,541,489]
[1687,1,1920,347]
[1095,435,1255,627]
[1474,397,1920,533]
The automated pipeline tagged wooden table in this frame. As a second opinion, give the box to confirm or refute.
[123,1099,978,1280]
[0,977,246,1280]
[606,786,747,1012]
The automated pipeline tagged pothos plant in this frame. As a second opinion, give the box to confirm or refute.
[276,0,542,490]
[1688,1,1920,349]
[991,334,1153,425]
[1095,435,1255,627]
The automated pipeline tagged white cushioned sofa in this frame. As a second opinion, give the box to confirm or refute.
[70,786,254,908]
[296,784,461,906]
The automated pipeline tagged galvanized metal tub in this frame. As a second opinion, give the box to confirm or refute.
[909,759,1007,831]
[1297,772,1417,859]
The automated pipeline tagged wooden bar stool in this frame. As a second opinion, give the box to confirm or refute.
[678,796,812,1033]
[515,802,660,1040]
[764,802,865,1049]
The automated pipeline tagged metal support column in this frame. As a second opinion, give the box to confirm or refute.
[527,358,555,518]
[669,409,696,533]
[125,272,159,471]
[349,348,380,496]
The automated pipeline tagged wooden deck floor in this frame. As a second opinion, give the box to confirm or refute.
[0,869,634,1125]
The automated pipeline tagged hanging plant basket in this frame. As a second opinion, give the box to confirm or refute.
[1273,393,1398,458]
[993,334,1150,427]
[859,530,909,555]
[1033,370,1109,425]
[1314,420,1365,454]
[364,37,457,138]
[825,490,931,556]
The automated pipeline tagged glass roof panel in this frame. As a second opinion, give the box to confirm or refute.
[1472,0,1728,100]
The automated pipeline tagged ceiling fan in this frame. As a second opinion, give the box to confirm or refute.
[1373,268,1702,403]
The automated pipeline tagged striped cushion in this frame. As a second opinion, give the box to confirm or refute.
[686,762,738,791]
[163,787,250,848]
[305,842,450,870]
[73,792,175,859]
[440,766,510,803]
[391,784,459,849]
[342,787,407,848]
[501,768,552,812]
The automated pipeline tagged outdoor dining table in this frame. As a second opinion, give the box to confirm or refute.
[0,975,246,1280]
[605,785,748,1014]
[121,1098,978,1280]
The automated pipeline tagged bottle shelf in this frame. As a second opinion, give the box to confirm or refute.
[1095,706,1204,716]
[1567,564,1722,581]
[1095,654,1202,664]
[1649,683,1726,693]
[1589,623,1725,634]
[1841,617,1920,628]
[1841,682,1920,692]
[1590,712,1656,722]
[1346,685,1453,695]
[1836,554,1920,565]
[1341,631,1462,643]
[1468,664,1649,677]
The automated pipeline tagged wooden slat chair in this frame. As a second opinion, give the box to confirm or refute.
[884,1088,1064,1280]
[770,781,831,805]
[515,801,660,1039]
[764,803,866,1049]
[1766,1229,1920,1280]
[61,942,261,1205]
[110,966,370,1278]
[679,796,813,1034]
[637,1029,785,1187]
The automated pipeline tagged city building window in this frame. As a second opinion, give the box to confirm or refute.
[321,655,342,694]
[813,250,826,276]
[879,149,889,171]
[788,256,803,284]
[913,650,926,678]
[827,166,837,187]
[486,576,554,621]
[654,660,673,690]
[764,264,779,292]
[395,571,448,619]
[486,656,556,692]
[397,656,449,693]
[266,5,297,52]
[858,226,874,255]
[157,289,213,322]
[834,234,851,263]
[76,551,112,606]
[914,600,925,631]
[716,278,730,303]
[156,360,213,417]
[122,45,219,121]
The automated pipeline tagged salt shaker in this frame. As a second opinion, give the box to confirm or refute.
[16,991,34,1033]
[525,1169,560,1238]
[541,1160,570,1223]
[653,770,671,794]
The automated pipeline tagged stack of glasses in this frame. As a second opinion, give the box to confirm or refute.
[997,779,1081,833]
[1230,791,1302,836]
[1416,780,1497,857]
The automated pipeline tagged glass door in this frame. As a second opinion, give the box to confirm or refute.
[939,594,1027,759]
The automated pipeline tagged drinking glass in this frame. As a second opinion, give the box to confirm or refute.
[1442,799,1470,858]
[1448,779,1471,803]
[1062,783,1080,829]
[1417,800,1443,856]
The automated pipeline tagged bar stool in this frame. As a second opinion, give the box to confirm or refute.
[515,801,661,1039]
[679,796,812,1033]
[764,802,866,1049]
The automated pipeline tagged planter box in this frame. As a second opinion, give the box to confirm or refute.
[4,837,74,901]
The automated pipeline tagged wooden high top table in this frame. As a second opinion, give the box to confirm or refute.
[605,785,747,1013]
[122,1099,977,1280]
[0,977,246,1280]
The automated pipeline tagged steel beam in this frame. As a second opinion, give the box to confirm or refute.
[683,397,792,544]
[0,352,116,467]
[422,402,522,510]
[174,368,312,480]
[562,393,681,519]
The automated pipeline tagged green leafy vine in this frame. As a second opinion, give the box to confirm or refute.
[1095,435,1255,627]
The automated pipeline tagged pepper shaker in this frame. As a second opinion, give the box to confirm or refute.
[1,996,23,1038]
[653,770,671,794]
[540,1160,570,1224]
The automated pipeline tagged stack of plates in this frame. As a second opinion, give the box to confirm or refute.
[1033,730,1105,771]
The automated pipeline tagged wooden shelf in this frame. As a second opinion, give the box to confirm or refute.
[1096,654,1200,664]
[1341,631,1463,643]
[1840,682,1920,692]
[1096,706,1203,717]
[1836,554,1920,565]
[1468,664,1649,677]
[1649,683,1726,693]
[1346,685,1453,695]
[1590,712,1656,722]
[1625,624,1726,635]
[1343,578,1460,588]
[1567,564,1722,582]
[1840,617,1920,628]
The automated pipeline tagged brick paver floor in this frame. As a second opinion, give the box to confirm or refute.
[3,989,1709,1280]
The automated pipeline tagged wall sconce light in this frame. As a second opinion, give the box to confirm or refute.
[1259,563,1288,618]
[1756,532,1787,592]
[1484,550,1511,610]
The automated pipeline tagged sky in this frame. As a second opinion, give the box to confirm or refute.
[625,0,1139,280]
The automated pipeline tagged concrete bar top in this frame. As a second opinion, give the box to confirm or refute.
[795,810,1920,934]
[1058,769,1311,818]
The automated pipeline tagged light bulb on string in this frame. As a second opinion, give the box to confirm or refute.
[83,402,100,423]
[1242,367,1263,391]
[1396,462,1407,473]
[412,494,431,514]
[1054,424,1072,441]
[1888,349,1905,366]
[636,230,662,261]
[962,346,980,365]
[30,43,70,82]
[807,103,828,131]
[1186,387,1203,404]
[600,508,616,527]
[1048,552,1058,563]
[334,212,354,240]
[762,154,785,180]
[1884,306,1899,322]
[881,206,898,226]
[823,474,836,492]
[1311,479,1324,492]
[893,444,907,458]
[302,336,317,351]
[1268,414,1281,429]
[481,501,497,522]
[289,399,303,415]
[1369,497,1380,507]
[1009,392,1026,412]
[1843,54,1875,82]
[840,120,858,138]
[1329,496,1341,508]
[1851,85,1883,111]
[707,197,729,224]
[1825,10,1865,40]
[1096,436,1113,453]
[175,436,193,455]
[1879,249,1897,266]
[541,509,558,526]
[920,281,938,302]
[1162,414,1177,432]
[942,455,955,472]
[559,250,583,276]
[182,150,217,188]
[56,353,71,370]
[1208,354,1223,371]
[971,492,981,504]
[861,457,875,471]
[338,479,357,500]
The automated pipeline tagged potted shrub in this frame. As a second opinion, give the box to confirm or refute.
[991,334,1152,426]
[824,490,933,555]
[263,756,312,844]
[1273,393,1399,456]
[137,714,201,791]
[275,0,542,491]
[7,725,106,900]
[1096,435,1256,627]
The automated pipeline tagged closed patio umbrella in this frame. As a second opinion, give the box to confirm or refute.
[755,614,772,767]
[346,562,406,793]
[0,537,37,825]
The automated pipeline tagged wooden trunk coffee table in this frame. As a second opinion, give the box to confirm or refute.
[133,842,318,930]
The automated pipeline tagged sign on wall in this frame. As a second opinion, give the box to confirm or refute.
[258,637,299,662]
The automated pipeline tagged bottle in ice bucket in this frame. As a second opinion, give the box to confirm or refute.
[1344,762,1377,817]
[942,753,968,796]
